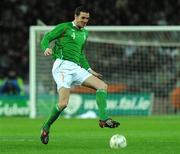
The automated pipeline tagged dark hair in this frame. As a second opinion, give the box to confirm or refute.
[75,5,90,16]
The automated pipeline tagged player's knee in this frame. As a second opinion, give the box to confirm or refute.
[99,82,108,91]
[104,83,108,91]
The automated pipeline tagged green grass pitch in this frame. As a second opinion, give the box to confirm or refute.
[0,116,180,154]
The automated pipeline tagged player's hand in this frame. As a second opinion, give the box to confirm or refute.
[88,69,103,79]
[44,48,52,56]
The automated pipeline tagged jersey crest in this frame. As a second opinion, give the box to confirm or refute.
[71,32,76,40]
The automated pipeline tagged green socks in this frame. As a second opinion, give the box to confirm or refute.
[44,104,65,131]
[96,89,108,120]
[43,89,108,131]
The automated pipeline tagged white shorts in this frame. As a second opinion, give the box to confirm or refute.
[52,59,92,90]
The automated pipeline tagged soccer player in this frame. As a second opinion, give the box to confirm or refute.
[40,5,120,144]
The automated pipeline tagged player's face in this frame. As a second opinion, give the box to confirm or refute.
[75,12,90,28]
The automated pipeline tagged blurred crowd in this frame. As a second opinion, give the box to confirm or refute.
[86,41,179,97]
[0,0,180,95]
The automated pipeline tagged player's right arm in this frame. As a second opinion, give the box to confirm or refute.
[44,48,53,56]
[41,23,67,53]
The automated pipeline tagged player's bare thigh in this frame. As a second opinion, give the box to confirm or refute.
[82,75,108,90]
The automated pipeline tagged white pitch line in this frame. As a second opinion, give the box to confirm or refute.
[0,138,35,142]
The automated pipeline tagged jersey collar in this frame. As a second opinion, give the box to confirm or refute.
[72,21,82,30]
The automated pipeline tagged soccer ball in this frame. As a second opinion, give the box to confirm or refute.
[109,134,127,149]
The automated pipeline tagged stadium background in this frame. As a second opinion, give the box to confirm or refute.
[0,0,179,116]
[0,1,180,154]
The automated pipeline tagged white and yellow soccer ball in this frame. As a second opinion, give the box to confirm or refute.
[109,134,127,149]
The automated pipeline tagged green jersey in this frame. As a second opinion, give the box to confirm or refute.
[41,22,90,70]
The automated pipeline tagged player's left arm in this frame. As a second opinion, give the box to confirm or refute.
[80,30,102,78]
[79,30,90,70]
[79,51,90,70]
[80,52,102,79]
[88,68,103,79]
